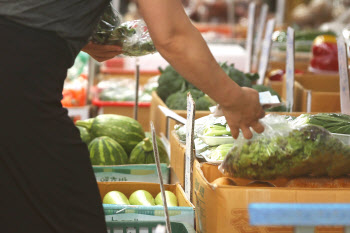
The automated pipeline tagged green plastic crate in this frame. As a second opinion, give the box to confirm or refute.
[106,221,195,233]
[104,205,194,228]
[93,164,169,184]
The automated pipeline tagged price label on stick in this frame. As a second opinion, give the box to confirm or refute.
[253,4,269,71]
[184,93,195,201]
[150,122,172,233]
[257,18,276,85]
[133,59,140,120]
[244,2,256,73]
[337,37,350,115]
[285,27,295,112]
[276,0,286,26]
[158,106,187,139]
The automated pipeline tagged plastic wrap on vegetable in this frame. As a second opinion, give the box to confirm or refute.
[220,115,350,180]
[90,4,156,57]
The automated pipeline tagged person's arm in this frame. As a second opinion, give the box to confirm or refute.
[82,42,122,62]
[137,0,265,139]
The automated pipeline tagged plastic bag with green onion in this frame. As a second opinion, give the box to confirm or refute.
[90,3,156,56]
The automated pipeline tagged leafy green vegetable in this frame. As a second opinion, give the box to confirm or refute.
[157,63,258,109]
[91,4,156,56]
[220,62,258,88]
[210,144,234,161]
[203,125,231,137]
[165,89,212,110]
[293,113,350,134]
[221,125,350,180]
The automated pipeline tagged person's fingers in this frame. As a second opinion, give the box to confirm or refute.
[258,109,265,119]
[240,124,253,140]
[229,125,240,139]
[250,121,265,134]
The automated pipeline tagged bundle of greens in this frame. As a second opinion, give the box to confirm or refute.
[292,113,350,134]
[90,3,156,56]
[157,63,259,110]
[220,122,350,180]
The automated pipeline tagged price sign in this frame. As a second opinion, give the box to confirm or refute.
[244,2,256,73]
[285,27,295,112]
[337,37,350,115]
[253,4,269,71]
[257,18,276,85]
[184,93,195,201]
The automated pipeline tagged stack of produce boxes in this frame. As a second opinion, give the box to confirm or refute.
[170,112,350,232]
[75,114,195,228]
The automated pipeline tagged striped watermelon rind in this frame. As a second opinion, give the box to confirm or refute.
[88,136,128,165]
[90,114,145,155]
[129,137,169,165]
[76,125,91,145]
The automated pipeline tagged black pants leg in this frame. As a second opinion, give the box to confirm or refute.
[0,17,107,233]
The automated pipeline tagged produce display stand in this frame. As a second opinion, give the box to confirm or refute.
[106,221,195,233]
[150,91,210,137]
[93,163,169,183]
[281,73,340,112]
[92,98,151,131]
[193,160,350,233]
[169,112,308,187]
[98,182,195,227]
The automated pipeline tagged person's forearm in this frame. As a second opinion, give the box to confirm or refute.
[138,0,242,107]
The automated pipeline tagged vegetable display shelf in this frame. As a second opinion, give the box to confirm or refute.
[169,112,311,186]
[193,160,350,233]
[92,98,151,131]
[98,182,195,228]
[281,73,340,112]
[150,91,210,137]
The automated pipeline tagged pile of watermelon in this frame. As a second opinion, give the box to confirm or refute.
[76,114,169,166]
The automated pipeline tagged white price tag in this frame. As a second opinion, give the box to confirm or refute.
[257,18,276,85]
[253,4,269,71]
[276,0,286,26]
[184,93,195,201]
[150,122,172,233]
[244,2,256,73]
[285,27,295,112]
[337,37,350,115]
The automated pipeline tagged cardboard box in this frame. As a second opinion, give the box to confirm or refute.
[98,182,195,227]
[193,160,350,233]
[93,164,169,184]
[282,73,340,112]
[150,91,210,137]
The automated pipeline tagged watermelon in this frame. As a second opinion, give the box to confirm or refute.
[90,114,145,155]
[88,136,128,165]
[76,126,91,145]
[129,137,169,165]
[76,118,95,131]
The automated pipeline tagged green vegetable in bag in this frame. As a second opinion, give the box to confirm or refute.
[203,125,231,137]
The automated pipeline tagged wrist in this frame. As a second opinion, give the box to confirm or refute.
[218,83,244,109]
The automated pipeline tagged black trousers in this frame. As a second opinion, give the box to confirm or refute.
[0,17,107,233]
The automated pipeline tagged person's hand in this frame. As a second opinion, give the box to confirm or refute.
[221,87,265,139]
[81,42,122,62]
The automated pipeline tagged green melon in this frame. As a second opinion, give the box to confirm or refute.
[76,126,91,145]
[90,114,145,155]
[129,137,169,165]
[88,136,128,165]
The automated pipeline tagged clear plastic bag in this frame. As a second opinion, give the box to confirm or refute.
[220,114,350,180]
[90,3,156,56]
